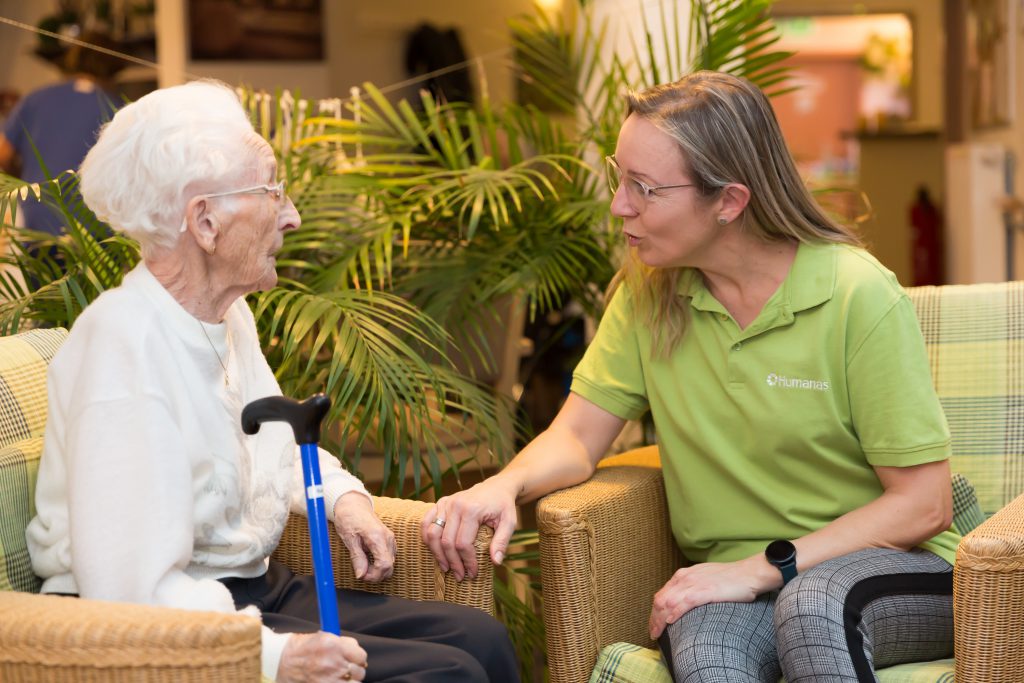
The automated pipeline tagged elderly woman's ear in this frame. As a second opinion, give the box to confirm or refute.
[182,195,220,255]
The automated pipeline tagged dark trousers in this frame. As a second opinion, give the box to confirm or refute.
[220,559,520,683]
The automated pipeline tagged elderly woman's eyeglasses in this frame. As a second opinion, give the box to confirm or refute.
[178,180,289,233]
[605,155,695,207]
[204,179,288,205]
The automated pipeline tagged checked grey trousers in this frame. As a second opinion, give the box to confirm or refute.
[658,548,954,683]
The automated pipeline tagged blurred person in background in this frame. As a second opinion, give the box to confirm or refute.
[0,30,124,236]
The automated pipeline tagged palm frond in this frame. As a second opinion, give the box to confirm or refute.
[250,283,514,496]
[688,0,795,93]
[0,171,139,335]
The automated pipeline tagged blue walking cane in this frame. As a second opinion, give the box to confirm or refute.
[241,393,340,635]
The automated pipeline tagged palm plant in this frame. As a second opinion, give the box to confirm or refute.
[0,172,139,332]
[511,0,793,158]
[236,84,619,500]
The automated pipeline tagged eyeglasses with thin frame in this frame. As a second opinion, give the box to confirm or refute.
[605,155,695,207]
[203,179,288,204]
[178,179,289,233]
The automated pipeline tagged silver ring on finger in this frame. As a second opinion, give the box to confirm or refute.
[432,517,446,528]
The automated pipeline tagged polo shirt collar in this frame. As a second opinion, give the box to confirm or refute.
[676,240,838,319]
[780,241,838,312]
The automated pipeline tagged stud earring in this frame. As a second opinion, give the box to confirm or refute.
[717,216,728,226]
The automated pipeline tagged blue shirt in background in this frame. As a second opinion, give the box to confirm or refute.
[3,79,119,236]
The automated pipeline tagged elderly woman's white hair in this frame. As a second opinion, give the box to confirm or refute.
[80,79,266,254]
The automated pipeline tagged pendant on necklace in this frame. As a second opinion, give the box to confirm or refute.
[198,319,231,389]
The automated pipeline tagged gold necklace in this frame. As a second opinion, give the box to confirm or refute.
[198,320,230,387]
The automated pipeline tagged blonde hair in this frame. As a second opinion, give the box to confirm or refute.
[610,71,862,357]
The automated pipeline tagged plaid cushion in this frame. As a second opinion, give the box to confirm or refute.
[589,643,672,683]
[875,659,955,683]
[0,328,63,450]
[0,328,67,593]
[589,643,954,683]
[908,282,1024,515]
[0,437,45,592]
[951,472,986,535]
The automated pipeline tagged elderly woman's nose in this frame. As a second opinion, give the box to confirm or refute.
[281,196,301,231]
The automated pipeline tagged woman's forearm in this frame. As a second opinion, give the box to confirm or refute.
[746,459,954,592]
[495,425,600,504]
[494,393,627,504]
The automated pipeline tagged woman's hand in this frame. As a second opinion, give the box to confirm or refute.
[420,477,519,581]
[648,557,775,639]
[277,632,368,682]
[333,493,396,582]
[419,396,625,581]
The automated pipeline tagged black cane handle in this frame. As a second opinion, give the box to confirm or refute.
[241,394,332,445]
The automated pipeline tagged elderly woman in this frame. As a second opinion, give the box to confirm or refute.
[25,80,518,683]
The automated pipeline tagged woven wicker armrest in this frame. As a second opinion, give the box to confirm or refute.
[953,491,1024,682]
[0,590,261,681]
[537,446,682,683]
[271,496,496,615]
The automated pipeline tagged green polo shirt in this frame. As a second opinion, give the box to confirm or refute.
[571,242,959,566]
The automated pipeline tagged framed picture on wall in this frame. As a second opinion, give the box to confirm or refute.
[188,0,324,61]
[966,0,1017,129]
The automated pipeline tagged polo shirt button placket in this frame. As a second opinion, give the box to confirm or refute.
[732,342,742,352]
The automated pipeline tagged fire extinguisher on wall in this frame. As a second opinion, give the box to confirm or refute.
[909,185,944,286]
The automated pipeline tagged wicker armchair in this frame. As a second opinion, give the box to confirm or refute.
[0,328,494,681]
[538,281,1024,683]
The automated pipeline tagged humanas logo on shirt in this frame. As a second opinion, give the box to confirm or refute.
[765,372,830,392]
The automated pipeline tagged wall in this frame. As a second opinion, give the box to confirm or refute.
[965,3,1024,280]
[0,0,551,103]
[858,132,945,283]
[153,0,542,104]
[773,0,944,128]
[325,0,536,106]
[772,55,862,173]
[773,0,944,284]
[0,0,66,103]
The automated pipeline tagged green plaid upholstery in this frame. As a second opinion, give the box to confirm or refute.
[589,643,672,683]
[0,328,67,593]
[589,643,955,683]
[875,660,956,683]
[908,282,1024,515]
[950,472,986,535]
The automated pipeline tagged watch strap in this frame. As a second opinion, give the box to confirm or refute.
[777,560,797,586]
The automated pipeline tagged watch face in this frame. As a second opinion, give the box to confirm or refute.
[765,539,796,565]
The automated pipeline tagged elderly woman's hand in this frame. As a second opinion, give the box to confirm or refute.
[278,632,367,682]
[333,493,396,582]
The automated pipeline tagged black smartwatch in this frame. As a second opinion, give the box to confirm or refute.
[765,539,797,586]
